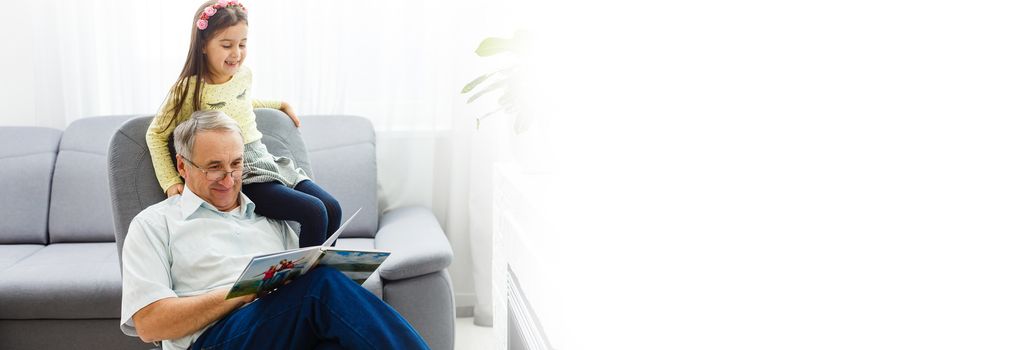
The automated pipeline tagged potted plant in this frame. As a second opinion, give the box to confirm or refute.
[461,30,532,134]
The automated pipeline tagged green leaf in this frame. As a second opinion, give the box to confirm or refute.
[466,79,507,104]
[476,107,506,130]
[475,31,529,57]
[514,112,533,134]
[461,73,492,94]
[497,91,515,108]
[463,66,521,94]
[481,107,505,119]
[475,37,514,57]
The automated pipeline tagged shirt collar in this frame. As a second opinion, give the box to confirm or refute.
[179,185,256,219]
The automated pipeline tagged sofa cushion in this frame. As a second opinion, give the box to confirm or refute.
[0,243,122,319]
[0,245,44,273]
[375,206,454,281]
[0,127,62,244]
[49,115,136,243]
[301,115,379,238]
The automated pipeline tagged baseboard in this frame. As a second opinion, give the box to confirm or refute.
[455,292,476,317]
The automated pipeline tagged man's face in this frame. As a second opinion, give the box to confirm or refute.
[177,129,244,211]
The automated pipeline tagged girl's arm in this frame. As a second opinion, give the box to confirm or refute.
[251,99,282,109]
[252,99,300,127]
[279,101,300,127]
[147,90,193,195]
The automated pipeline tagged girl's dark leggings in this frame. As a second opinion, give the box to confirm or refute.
[242,180,342,247]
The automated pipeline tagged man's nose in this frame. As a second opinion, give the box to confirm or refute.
[218,172,237,187]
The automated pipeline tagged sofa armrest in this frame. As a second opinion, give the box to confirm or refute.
[374,206,454,281]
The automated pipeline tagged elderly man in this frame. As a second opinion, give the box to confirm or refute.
[119,111,429,350]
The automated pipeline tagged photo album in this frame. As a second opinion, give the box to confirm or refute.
[226,208,391,299]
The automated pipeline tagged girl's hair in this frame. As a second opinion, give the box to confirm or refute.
[161,0,248,133]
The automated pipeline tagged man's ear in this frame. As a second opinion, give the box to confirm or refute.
[176,155,187,180]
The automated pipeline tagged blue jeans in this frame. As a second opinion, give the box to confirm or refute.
[191,268,430,350]
[243,180,342,248]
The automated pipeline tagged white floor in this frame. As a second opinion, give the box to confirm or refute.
[455,316,496,350]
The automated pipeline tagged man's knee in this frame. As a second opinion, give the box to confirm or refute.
[305,267,356,291]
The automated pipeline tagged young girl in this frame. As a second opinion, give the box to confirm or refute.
[147,0,341,248]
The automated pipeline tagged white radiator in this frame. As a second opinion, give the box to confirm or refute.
[492,163,559,350]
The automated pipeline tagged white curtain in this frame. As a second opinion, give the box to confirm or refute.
[0,0,525,324]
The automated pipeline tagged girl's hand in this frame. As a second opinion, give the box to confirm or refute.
[280,102,301,127]
[166,183,184,197]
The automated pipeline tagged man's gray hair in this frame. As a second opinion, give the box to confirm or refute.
[173,110,242,160]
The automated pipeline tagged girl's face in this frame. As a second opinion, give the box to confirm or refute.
[202,23,248,84]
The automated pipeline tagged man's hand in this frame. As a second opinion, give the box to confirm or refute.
[133,287,250,343]
[165,183,184,197]
[280,101,301,127]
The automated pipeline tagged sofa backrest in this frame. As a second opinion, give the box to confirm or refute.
[299,115,379,238]
[0,127,62,244]
[49,115,137,243]
[108,109,313,260]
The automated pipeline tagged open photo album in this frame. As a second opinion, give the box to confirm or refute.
[225,207,391,299]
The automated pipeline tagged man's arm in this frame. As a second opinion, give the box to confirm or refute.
[133,288,254,343]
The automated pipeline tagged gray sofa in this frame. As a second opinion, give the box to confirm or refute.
[0,110,455,349]
[0,115,152,349]
[108,109,456,349]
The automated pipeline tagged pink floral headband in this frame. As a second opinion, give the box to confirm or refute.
[196,0,247,31]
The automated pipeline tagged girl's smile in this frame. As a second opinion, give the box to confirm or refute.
[202,23,247,84]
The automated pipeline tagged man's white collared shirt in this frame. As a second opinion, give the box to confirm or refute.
[119,186,298,350]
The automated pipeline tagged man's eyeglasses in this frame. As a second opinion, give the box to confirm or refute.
[181,156,244,181]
